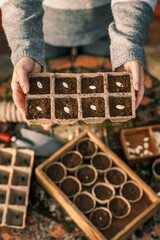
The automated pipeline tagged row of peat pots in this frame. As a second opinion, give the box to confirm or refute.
[35,130,160,240]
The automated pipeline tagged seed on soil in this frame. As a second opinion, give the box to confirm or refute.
[62,82,69,88]
[36,106,42,111]
[89,85,96,90]
[37,81,43,88]
[90,105,97,111]
[116,82,124,87]
[116,105,125,110]
[64,107,70,114]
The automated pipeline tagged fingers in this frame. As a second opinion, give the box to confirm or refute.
[135,65,144,109]
[130,62,140,91]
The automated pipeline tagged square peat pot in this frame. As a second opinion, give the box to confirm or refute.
[81,97,105,118]
[81,75,104,94]
[107,74,131,93]
[35,130,160,240]
[121,125,160,164]
[55,76,77,94]
[55,98,78,119]
[29,74,50,95]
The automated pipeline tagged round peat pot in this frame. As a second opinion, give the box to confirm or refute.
[152,158,160,181]
[108,196,131,219]
[61,151,83,173]
[91,152,112,175]
[120,180,143,203]
[73,191,96,214]
[76,137,98,159]
[45,162,66,184]
[92,182,115,205]
[75,164,98,186]
[90,207,112,230]
[59,176,82,198]
[104,167,127,188]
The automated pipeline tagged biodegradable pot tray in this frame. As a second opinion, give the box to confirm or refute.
[120,124,160,164]
[26,72,135,125]
[35,130,160,240]
[0,148,34,229]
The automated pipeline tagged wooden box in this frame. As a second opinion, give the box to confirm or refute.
[120,124,160,164]
[35,130,160,240]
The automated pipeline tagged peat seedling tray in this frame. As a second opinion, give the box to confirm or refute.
[35,130,160,240]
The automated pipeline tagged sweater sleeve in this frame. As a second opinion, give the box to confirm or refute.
[109,0,157,71]
[1,0,44,66]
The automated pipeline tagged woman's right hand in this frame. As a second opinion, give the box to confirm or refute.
[11,57,41,120]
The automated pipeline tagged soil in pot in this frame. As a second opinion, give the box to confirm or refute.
[55,98,78,119]
[75,193,94,213]
[81,76,104,94]
[82,97,105,118]
[107,169,125,186]
[92,154,110,170]
[108,74,130,93]
[26,98,51,119]
[60,177,80,197]
[155,162,160,175]
[78,139,96,157]
[77,166,96,184]
[91,208,110,230]
[121,182,141,201]
[62,152,81,169]
[55,77,77,94]
[95,185,113,201]
[109,197,129,217]
[46,163,65,182]
[109,97,132,117]
[29,76,50,94]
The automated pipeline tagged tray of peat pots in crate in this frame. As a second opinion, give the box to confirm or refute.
[25,72,135,125]
[0,148,34,228]
[120,125,160,164]
[35,130,160,240]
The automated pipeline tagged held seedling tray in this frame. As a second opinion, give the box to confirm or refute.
[120,124,160,164]
[0,148,34,228]
[35,130,160,240]
[26,72,135,125]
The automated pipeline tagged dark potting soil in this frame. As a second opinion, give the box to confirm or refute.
[82,97,105,118]
[122,182,141,201]
[55,77,77,94]
[107,169,125,185]
[78,139,95,156]
[77,166,95,184]
[108,74,131,93]
[29,76,50,94]
[155,162,160,175]
[26,98,51,119]
[95,185,113,200]
[55,98,78,119]
[109,97,132,117]
[75,194,94,212]
[60,178,80,197]
[62,153,81,169]
[46,163,65,182]
[91,209,110,229]
[93,154,110,170]
[110,198,128,217]
[81,76,104,94]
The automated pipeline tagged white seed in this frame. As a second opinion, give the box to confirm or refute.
[140,153,144,157]
[128,148,135,154]
[149,151,153,155]
[89,85,96,90]
[37,81,43,88]
[90,105,97,111]
[143,137,149,142]
[64,107,70,114]
[137,145,143,150]
[144,150,149,155]
[135,149,140,155]
[62,82,69,88]
[144,142,149,149]
[116,82,124,87]
[116,105,125,110]
[157,192,160,197]
[36,106,42,111]
[126,141,130,146]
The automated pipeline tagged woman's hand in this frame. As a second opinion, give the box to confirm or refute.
[11,57,41,119]
[116,61,144,109]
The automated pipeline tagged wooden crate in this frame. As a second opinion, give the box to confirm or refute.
[35,130,160,240]
[120,124,160,164]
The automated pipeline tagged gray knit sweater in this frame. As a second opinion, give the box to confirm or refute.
[1,0,157,70]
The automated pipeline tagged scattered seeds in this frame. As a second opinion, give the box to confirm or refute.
[90,105,97,111]
[116,105,125,110]
[64,107,70,114]
[62,82,69,88]
[36,106,42,111]
[37,81,43,88]
[89,85,96,90]
[116,82,124,87]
